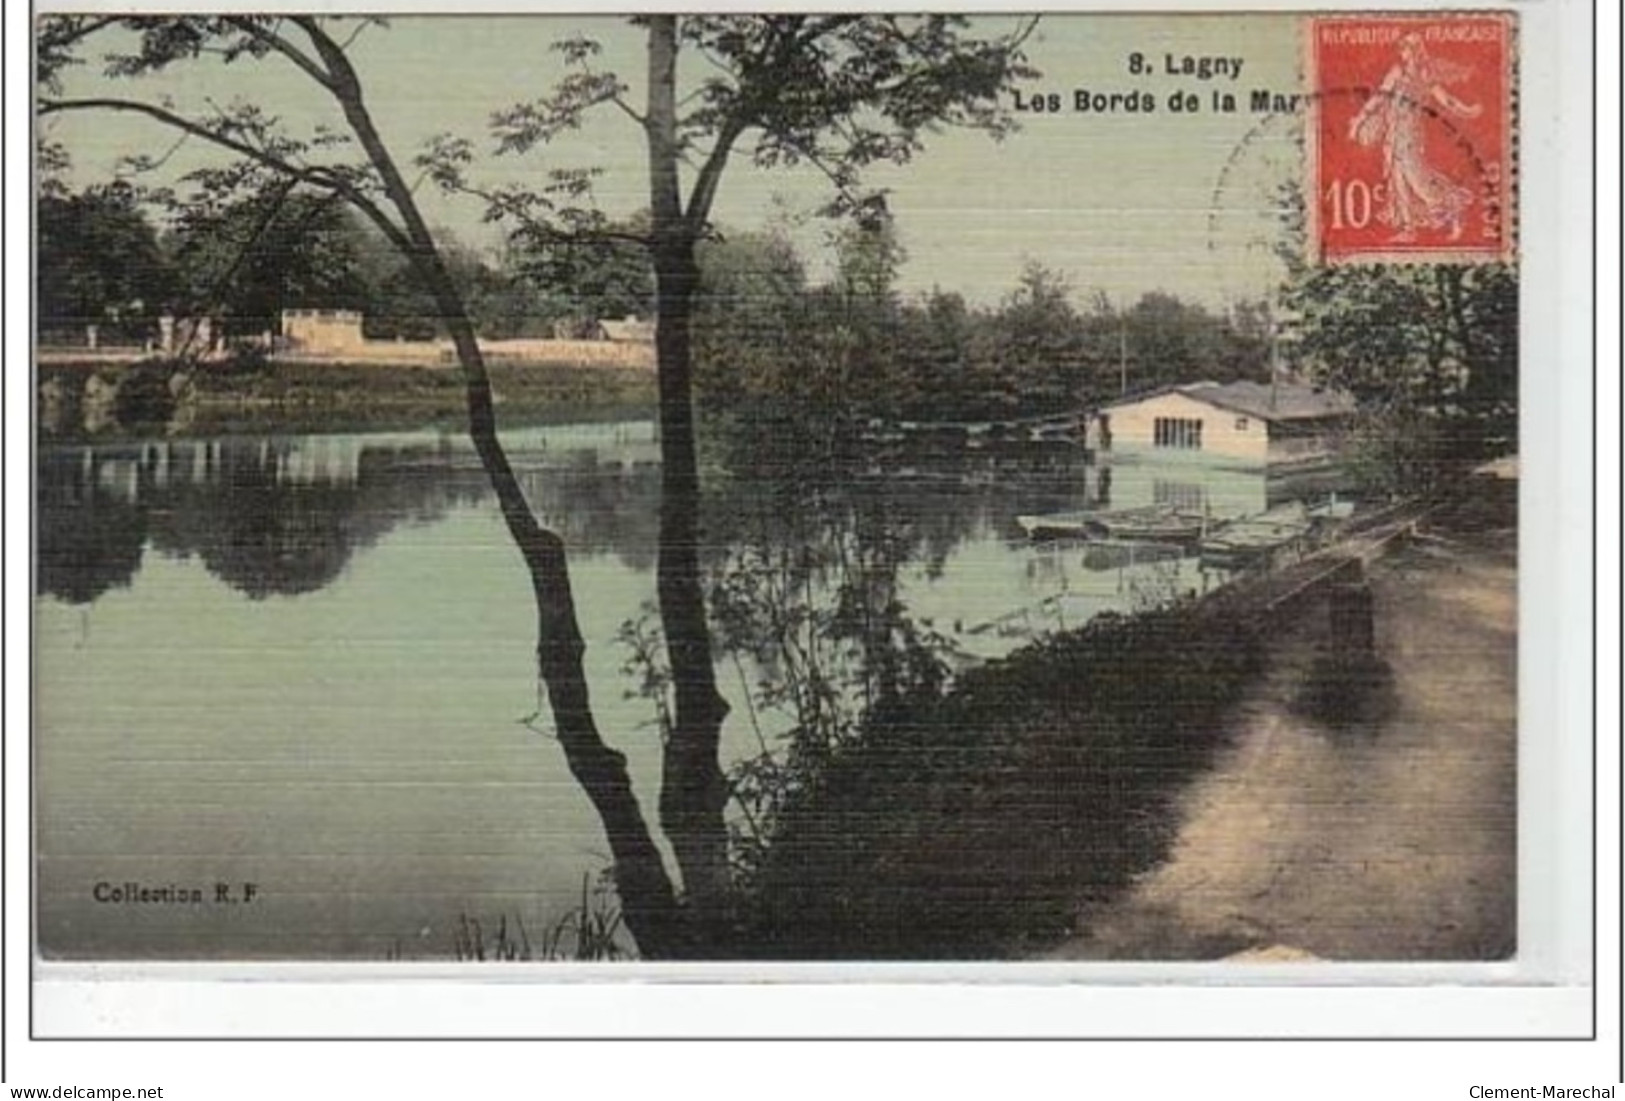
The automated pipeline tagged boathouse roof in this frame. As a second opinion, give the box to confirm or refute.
[1100,380,1357,423]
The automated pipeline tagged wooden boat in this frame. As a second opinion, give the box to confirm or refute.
[1198,502,1315,568]
[1015,511,1094,540]
[1078,539,1185,571]
[1307,495,1356,521]
[1018,504,1211,544]
[1084,506,1210,543]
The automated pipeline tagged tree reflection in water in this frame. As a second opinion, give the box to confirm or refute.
[37,437,487,603]
[37,449,148,605]
[682,421,1084,883]
[38,422,1088,610]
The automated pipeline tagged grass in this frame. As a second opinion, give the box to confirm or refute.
[38,357,657,440]
[453,912,533,962]
[450,873,630,962]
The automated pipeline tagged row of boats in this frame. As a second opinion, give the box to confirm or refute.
[1016,498,1355,570]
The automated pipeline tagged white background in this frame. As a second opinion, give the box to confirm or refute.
[5,0,1618,1095]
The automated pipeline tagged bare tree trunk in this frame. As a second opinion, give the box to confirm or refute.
[646,18,734,920]
[441,308,689,958]
[310,26,690,958]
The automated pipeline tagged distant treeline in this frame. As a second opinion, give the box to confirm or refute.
[690,223,1274,423]
[38,181,1272,423]
[39,176,1515,486]
[36,181,653,347]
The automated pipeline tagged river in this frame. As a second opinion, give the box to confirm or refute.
[35,418,1295,959]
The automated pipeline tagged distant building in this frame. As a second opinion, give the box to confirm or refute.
[280,309,365,354]
[158,314,217,356]
[596,316,656,343]
[1088,380,1357,467]
[273,308,656,370]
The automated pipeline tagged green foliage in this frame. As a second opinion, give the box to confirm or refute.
[971,262,1088,414]
[768,219,911,416]
[1120,291,1272,393]
[357,229,533,341]
[37,182,174,341]
[687,239,1275,423]
[453,912,532,962]
[831,219,905,303]
[165,188,372,337]
[162,184,552,342]
[1279,232,1518,480]
[737,605,1266,959]
[691,229,809,406]
[665,15,1038,222]
[1283,264,1515,412]
[481,16,1038,227]
[616,605,675,741]
[1340,399,1459,498]
[894,288,976,414]
[617,468,957,895]
[504,215,654,333]
[541,871,631,960]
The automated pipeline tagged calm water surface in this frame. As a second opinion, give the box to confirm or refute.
[36,420,1281,959]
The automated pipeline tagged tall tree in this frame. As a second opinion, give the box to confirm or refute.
[358,227,532,341]
[983,261,1086,414]
[1270,172,1517,457]
[1117,291,1242,392]
[506,214,655,336]
[895,288,977,419]
[468,15,1038,918]
[691,228,808,406]
[43,13,1039,949]
[38,181,173,341]
[166,188,372,338]
[38,15,691,956]
[1281,262,1517,445]
[823,217,907,413]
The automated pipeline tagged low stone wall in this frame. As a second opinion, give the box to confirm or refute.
[37,347,155,365]
[277,340,445,366]
[479,338,654,369]
[274,337,655,370]
[40,336,657,371]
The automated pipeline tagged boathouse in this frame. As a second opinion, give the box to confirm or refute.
[1088,380,1357,467]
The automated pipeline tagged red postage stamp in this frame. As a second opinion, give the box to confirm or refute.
[1308,13,1514,264]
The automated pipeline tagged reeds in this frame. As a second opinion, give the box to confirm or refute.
[450,872,628,962]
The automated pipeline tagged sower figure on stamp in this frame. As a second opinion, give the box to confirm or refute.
[1348,32,1484,242]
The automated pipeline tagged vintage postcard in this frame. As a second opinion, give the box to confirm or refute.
[30,6,1567,1010]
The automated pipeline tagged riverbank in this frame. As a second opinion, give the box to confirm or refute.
[733,475,1514,961]
[1045,476,1516,960]
[37,358,657,439]
[736,595,1268,959]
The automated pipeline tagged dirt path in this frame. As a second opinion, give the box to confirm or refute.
[1048,526,1517,961]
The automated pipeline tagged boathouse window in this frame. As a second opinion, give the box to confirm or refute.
[1153,416,1203,450]
[1154,479,1207,511]
[1235,417,1249,431]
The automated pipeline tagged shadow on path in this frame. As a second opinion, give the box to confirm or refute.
[1049,499,1516,961]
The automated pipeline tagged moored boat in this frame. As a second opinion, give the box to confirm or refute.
[1198,501,1316,568]
[1083,505,1211,543]
[1015,511,1094,540]
[1079,539,1186,571]
[1017,504,1214,544]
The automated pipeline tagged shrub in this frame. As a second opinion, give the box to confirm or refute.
[733,605,1265,958]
